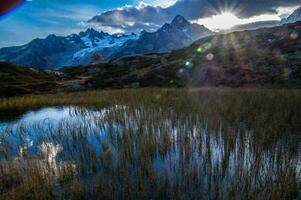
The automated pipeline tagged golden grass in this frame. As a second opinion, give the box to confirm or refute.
[0,88,300,199]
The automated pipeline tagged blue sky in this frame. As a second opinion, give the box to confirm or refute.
[0,0,142,47]
[0,0,300,47]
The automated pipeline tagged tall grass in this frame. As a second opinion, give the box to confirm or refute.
[0,88,300,199]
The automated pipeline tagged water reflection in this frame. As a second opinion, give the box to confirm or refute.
[0,105,300,198]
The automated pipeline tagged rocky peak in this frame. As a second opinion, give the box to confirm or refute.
[44,34,63,45]
[84,28,98,35]
[292,7,301,16]
[282,7,301,24]
[171,15,191,29]
[46,34,58,40]
[79,28,108,39]
[67,34,83,43]
[160,23,172,32]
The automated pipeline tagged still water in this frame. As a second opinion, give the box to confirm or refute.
[0,105,300,198]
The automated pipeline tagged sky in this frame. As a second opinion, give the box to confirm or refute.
[0,0,300,47]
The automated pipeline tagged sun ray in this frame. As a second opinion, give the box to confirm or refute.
[196,11,281,31]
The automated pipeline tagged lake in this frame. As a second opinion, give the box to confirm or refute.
[0,89,300,199]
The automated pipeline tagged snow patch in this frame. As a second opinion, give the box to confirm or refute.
[73,34,138,59]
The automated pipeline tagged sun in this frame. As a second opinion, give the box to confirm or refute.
[196,11,281,31]
[196,12,243,30]
[209,12,242,29]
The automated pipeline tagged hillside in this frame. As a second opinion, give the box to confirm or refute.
[1,21,300,97]
[67,21,301,89]
[0,62,60,97]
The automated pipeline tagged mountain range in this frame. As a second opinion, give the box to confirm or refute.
[0,6,301,70]
[109,15,212,58]
[1,20,300,97]
[224,21,280,33]
[0,15,211,69]
[0,29,139,69]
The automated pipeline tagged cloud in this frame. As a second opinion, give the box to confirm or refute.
[88,3,169,33]
[167,0,301,18]
[88,0,301,33]
[142,0,177,8]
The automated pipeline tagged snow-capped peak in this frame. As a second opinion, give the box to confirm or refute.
[282,7,301,24]
[171,15,190,29]
[72,29,139,65]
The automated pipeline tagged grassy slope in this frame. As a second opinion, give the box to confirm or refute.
[0,62,59,97]
[64,22,301,89]
[0,22,301,98]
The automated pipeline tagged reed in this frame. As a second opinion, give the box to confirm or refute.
[0,88,300,199]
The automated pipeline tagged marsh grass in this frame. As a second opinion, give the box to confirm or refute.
[0,88,300,199]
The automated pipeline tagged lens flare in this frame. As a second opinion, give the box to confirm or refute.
[206,53,214,61]
[0,0,25,18]
[290,32,298,40]
[197,47,204,53]
[203,42,212,50]
[178,68,185,74]
[185,61,193,69]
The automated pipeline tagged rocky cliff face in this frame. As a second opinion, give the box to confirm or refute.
[282,7,301,24]
[0,15,211,69]
[109,15,212,59]
[0,29,139,69]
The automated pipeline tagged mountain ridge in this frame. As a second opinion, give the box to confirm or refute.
[2,7,301,70]
[1,21,300,97]
[0,29,139,69]
[0,15,211,69]
[281,7,301,24]
[108,15,212,59]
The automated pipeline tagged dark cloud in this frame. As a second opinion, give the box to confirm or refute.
[88,5,167,33]
[168,0,301,18]
[88,0,301,33]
